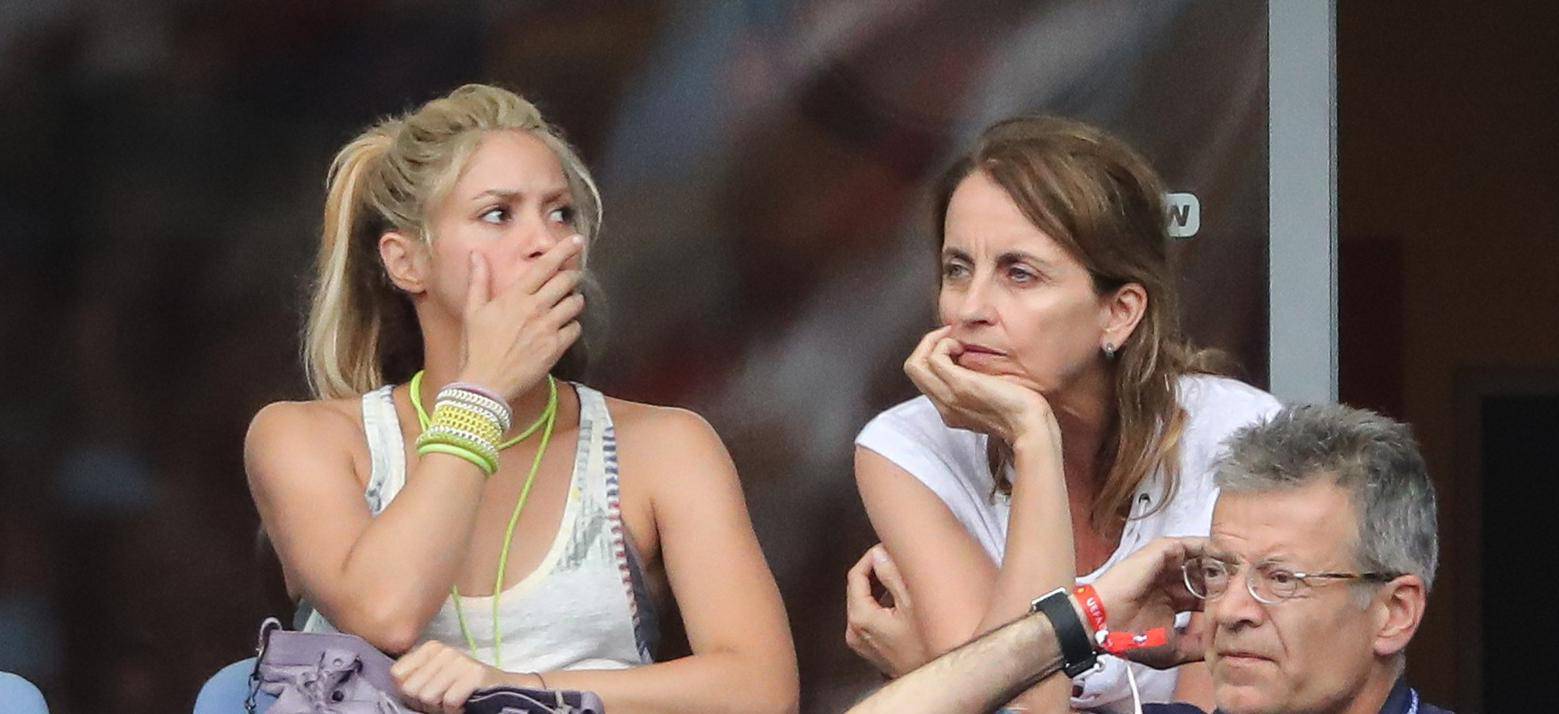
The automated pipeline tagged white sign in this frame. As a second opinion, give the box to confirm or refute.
[1165,192,1200,239]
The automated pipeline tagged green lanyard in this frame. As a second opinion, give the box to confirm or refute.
[409,370,560,667]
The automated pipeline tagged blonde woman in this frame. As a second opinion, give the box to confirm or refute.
[844,117,1279,713]
[206,84,797,713]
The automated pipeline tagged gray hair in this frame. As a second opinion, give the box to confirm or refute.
[1214,403,1439,592]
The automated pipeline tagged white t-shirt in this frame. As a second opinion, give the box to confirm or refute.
[855,374,1280,713]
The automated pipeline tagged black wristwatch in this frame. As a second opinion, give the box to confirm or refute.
[1031,588,1098,677]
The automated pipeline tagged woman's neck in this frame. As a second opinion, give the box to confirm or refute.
[1047,366,1115,493]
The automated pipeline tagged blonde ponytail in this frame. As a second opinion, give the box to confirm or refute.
[301,85,602,399]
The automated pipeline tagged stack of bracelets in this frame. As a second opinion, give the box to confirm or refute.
[414,382,514,477]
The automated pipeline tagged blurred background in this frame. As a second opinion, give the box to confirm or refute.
[0,1,1553,712]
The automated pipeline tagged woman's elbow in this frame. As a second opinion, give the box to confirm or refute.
[746,653,800,714]
[364,620,423,657]
[746,680,799,714]
[326,599,428,655]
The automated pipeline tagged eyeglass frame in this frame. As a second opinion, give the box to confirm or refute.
[1181,555,1401,605]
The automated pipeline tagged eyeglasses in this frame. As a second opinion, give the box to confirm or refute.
[1181,555,1399,605]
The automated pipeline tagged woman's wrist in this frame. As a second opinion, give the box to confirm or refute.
[452,370,505,397]
[1009,427,1062,469]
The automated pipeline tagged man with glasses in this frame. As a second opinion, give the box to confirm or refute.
[849,404,1450,713]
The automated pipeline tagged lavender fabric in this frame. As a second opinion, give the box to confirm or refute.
[212,619,608,714]
[249,618,410,714]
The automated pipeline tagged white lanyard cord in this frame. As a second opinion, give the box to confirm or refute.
[1125,661,1143,714]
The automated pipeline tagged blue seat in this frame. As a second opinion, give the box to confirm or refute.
[0,672,49,714]
[193,658,276,714]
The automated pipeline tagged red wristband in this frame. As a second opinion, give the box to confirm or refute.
[1099,628,1170,655]
[1074,583,1169,656]
[1073,584,1109,634]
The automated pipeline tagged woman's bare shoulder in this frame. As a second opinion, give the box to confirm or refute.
[249,397,361,438]
[598,394,730,484]
[245,396,369,474]
[599,394,712,436]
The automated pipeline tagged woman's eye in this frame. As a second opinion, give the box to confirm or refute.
[1007,266,1036,283]
[548,205,576,224]
[479,207,509,224]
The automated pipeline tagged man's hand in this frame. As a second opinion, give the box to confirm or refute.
[1087,537,1209,669]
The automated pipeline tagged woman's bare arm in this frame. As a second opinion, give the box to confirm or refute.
[516,406,798,713]
[856,443,1074,711]
[247,401,491,653]
[249,239,585,653]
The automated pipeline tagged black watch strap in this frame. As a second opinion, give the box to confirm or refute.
[1031,588,1097,677]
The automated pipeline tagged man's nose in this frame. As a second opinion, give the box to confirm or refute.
[1211,572,1268,631]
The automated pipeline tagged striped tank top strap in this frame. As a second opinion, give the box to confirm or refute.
[574,384,658,662]
[360,384,407,514]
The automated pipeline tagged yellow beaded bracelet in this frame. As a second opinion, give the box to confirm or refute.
[430,402,504,445]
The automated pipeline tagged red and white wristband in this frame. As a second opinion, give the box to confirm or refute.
[1072,584,1169,656]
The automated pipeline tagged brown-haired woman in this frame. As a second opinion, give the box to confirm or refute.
[844,116,1278,712]
[239,84,797,713]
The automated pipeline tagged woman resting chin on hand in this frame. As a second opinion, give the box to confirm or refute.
[845,116,1279,713]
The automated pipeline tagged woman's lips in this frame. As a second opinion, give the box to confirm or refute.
[954,345,1007,370]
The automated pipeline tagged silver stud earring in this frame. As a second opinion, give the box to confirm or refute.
[1103,342,1117,359]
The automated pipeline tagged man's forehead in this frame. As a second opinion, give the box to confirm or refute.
[1210,481,1358,562]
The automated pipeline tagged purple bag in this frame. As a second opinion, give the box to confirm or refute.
[247,618,607,714]
[248,617,409,713]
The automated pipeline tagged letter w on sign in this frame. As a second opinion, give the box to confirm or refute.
[1165,192,1200,239]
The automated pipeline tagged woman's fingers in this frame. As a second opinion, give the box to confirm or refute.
[530,267,583,311]
[869,545,913,611]
[906,332,958,407]
[440,670,483,714]
[510,235,584,297]
[924,340,967,393]
[845,547,880,623]
[395,661,437,705]
[401,646,470,713]
[391,641,438,686]
[555,320,583,354]
[464,252,491,318]
[906,325,952,364]
[903,327,951,381]
[544,292,586,330]
[457,237,588,398]
[925,337,982,391]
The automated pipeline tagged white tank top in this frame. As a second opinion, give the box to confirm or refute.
[303,382,657,672]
